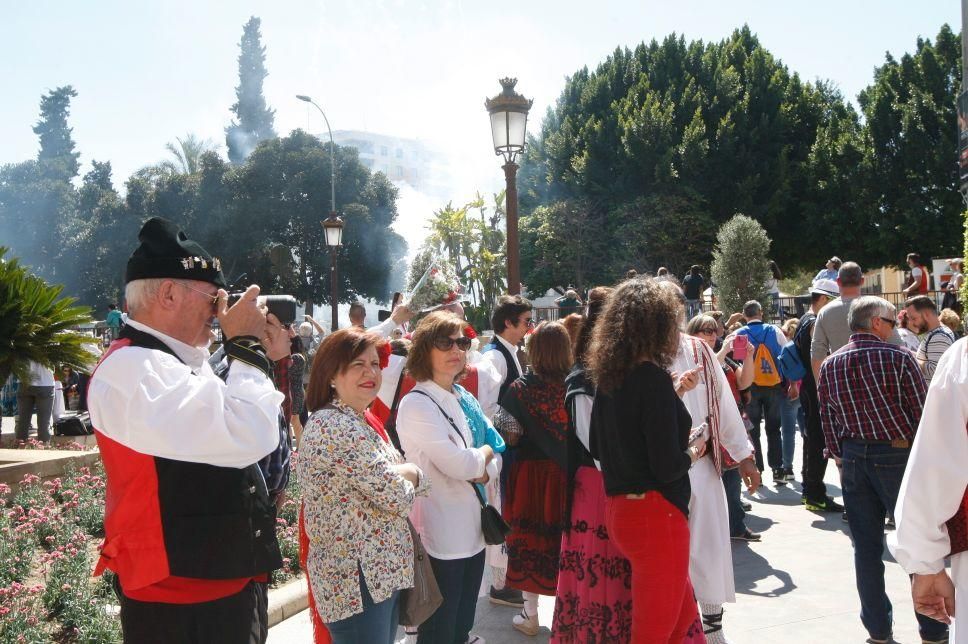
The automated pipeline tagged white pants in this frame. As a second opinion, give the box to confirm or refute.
[687,456,735,605]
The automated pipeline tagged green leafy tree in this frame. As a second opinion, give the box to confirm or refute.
[857,24,963,265]
[33,86,80,182]
[226,16,277,164]
[0,247,94,387]
[710,214,771,314]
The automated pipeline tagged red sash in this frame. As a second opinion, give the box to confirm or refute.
[946,420,968,556]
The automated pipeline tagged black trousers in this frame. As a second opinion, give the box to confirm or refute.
[799,388,829,501]
[118,580,269,644]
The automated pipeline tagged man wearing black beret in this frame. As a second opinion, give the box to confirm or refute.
[87,217,290,643]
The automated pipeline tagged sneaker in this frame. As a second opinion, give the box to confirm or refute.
[803,496,844,513]
[772,469,787,485]
[885,517,896,530]
[489,585,524,607]
[741,501,752,511]
[465,636,486,644]
[512,610,540,636]
[783,467,795,481]
[730,528,762,542]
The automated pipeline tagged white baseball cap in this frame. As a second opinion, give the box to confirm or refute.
[809,278,840,298]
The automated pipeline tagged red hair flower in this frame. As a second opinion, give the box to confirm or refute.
[376,341,391,370]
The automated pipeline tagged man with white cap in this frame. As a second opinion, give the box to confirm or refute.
[795,278,843,512]
[890,336,968,643]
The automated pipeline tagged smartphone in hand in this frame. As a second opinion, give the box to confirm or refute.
[732,334,749,360]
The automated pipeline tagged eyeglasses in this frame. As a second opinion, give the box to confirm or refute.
[175,281,219,306]
[519,317,535,327]
[878,316,897,328]
[697,327,718,335]
[433,336,472,352]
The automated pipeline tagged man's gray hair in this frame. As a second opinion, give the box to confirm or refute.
[848,296,894,332]
[742,300,762,318]
[838,262,863,287]
[124,278,168,316]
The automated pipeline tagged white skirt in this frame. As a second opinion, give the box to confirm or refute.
[688,456,735,605]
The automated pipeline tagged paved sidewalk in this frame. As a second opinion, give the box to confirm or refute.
[270,435,937,643]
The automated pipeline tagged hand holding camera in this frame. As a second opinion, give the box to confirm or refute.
[218,285,268,340]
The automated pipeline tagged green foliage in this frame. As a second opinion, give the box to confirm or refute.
[161,133,217,175]
[33,86,80,182]
[226,16,277,163]
[710,214,772,314]
[411,193,507,308]
[856,25,963,265]
[520,24,964,284]
[0,247,94,386]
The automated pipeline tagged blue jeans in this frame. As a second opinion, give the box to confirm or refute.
[840,441,947,641]
[721,468,746,536]
[686,299,702,319]
[780,395,800,470]
[418,550,485,644]
[746,385,783,471]
[325,571,400,644]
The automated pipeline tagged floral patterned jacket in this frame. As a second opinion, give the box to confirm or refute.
[299,400,430,623]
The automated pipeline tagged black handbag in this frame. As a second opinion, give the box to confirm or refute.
[399,519,442,626]
[407,390,512,546]
[53,411,93,436]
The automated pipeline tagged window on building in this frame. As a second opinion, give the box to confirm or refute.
[396,166,404,178]
[396,148,403,158]
[380,146,388,156]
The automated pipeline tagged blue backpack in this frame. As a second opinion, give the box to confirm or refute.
[776,327,808,381]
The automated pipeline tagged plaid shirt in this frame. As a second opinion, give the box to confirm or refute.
[817,333,926,458]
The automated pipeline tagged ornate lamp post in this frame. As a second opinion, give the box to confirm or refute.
[322,214,344,331]
[296,94,342,329]
[486,78,532,296]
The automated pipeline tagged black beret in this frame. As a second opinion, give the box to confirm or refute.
[125,217,226,288]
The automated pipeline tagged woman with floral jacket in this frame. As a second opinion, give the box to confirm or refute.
[299,328,429,644]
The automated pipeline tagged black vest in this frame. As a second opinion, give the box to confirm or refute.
[485,336,521,403]
[119,326,282,580]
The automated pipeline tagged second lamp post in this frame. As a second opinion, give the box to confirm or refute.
[296,94,344,331]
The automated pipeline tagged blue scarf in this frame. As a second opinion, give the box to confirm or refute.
[454,384,505,500]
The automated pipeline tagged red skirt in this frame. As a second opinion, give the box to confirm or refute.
[299,506,332,644]
[504,458,566,595]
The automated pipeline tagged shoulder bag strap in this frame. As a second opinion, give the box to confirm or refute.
[407,389,489,508]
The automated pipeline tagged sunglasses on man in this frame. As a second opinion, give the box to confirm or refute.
[433,336,473,351]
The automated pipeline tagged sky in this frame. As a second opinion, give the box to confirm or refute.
[1,0,961,254]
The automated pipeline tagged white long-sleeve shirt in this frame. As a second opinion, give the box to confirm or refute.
[480,334,522,418]
[890,338,968,575]
[397,379,498,559]
[88,319,284,469]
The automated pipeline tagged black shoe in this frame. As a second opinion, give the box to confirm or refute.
[885,517,896,530]
[489,585,524,607]
[773,469,787,485]
[783,467,795,481]
[730,528,762,542]
[741,501,752,511]
[803,496,844,513]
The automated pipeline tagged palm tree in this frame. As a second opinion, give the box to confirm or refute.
[160,133,216,175]
[0,248,95,387]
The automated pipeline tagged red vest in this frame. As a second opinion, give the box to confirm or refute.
[371,365,480,425]
[946,421,968,556]
[91,332,280,603]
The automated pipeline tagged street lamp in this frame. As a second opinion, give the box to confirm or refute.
[296,94,341,330]
[486,78,532,296]
[322,213,344,332]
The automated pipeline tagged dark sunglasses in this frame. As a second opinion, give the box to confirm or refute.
[878,316,897,328]
[698,326,718,334]
[433,336,472,351]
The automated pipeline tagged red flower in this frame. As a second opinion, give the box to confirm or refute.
[376,341,391,369]
[463,324,477,340]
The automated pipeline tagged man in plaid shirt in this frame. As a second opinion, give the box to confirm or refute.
[818,296,947,644]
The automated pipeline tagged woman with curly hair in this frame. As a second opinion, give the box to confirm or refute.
[588,277,707,643]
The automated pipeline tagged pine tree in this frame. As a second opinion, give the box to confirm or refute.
[710,214,772,315]
[33,85,80,181]
[225,16,276,163]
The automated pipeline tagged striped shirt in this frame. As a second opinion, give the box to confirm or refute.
[818,333,926,458]
[916,325,956,384]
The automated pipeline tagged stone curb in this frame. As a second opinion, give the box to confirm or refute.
[268,577,309,628]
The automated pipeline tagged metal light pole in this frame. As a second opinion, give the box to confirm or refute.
[486,79,532,296]
[296,94,343,330]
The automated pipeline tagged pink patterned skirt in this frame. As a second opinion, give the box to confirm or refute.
[551,466,705,644]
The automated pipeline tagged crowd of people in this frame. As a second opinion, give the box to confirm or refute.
[9,215,966,644]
